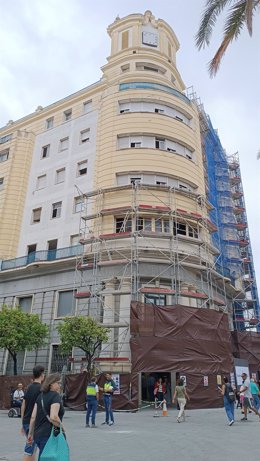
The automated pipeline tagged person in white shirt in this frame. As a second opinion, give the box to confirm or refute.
[13,383,24,408]
[240,372,260,421]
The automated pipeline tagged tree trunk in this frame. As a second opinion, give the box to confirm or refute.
[13,352,17,375]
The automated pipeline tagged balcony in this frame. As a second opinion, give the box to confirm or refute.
[0,245,83,271]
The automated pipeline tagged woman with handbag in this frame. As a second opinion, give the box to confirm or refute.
[218,376,235,426]
[27,373,66,460]
[172,378,189,423]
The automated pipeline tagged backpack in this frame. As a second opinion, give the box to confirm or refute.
[226,384,235,402]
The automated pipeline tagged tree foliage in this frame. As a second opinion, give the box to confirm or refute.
[57,316,110,373]
[196,0,260,76]
[0,305,49,375]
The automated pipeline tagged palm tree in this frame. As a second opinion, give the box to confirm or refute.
[196,0,260,77]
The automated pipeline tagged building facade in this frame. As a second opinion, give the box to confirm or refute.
[0,11,259,402]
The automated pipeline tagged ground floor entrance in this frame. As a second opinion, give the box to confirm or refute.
[141,371,183,405]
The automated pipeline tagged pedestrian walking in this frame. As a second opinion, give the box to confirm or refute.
[250,377,260,411]
[86,377,99,428]
[219,376,235,426]
[172,378,189,423]
[240,372,260,421]
[27,373,66,460]
[99,373,117,426]
[21,365,45,461]
[154,377,166,404]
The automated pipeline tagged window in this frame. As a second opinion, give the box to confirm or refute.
[27,244,37,263]
[121,64,130,73]
[18,296,32,313]
[77,160,88,176]
[188,226,198,238]
[0,133,12,144]
[0,177,4,188]
[144,293,166,306]
[70,234,79,246]
[155,138,165,149]
[115,217,132,233]
[173,222,198,238]
[63,109,72,121]
[55,168,65,184]
[130,177,142,185]
[57,290,75,317]
[47,239,58,260]
[130,142,141,148]
[36,174,47,190]
[80,129,90,144]
[74,196,84,213]
[155,218,170,233]
[46,117,54,129]
[0,149,9,162]
[122,30,129,49]
[41,144,50,159]
[83,100,92,113]
[50,345,72,373]
[155,108,164,114]
[32,208,42,224]
[174,222,186,236]
[52,202,62,219]
[59,137,69,151]
[137,218,152,232]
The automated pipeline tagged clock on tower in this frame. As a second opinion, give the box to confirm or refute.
[142,31,158,47]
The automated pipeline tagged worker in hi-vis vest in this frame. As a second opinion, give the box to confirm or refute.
[99,373,117,426]
[86,376,99,427]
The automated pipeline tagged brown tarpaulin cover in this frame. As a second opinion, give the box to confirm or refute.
[64,372,138,411]
[232,331,260,372]
[130,301,234,408]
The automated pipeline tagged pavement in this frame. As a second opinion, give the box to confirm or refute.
[0,406,259,461]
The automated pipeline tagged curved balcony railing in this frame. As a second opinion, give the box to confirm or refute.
[0,245,83,271]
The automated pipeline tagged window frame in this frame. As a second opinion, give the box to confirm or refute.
[63,109,72,121]
[56,290,76,318]
[115,217,132,233]
[74,196,84,213]
[0,149,9,162]
[59,137,69,152]
[80,129,90,144]
[51,201,62,219]
[77,160,88,177]
[16,295,33,314]
[36,174,47,190]
[41,144,50,159]
[46,117,54,130]
[83,100,92,114]
[31,207,42,224]
[144,293,166,306]
[55,167,66,184]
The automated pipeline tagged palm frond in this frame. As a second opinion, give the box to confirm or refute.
[209,1,246,76]
[195,0,233,50]
[245,0,254,34]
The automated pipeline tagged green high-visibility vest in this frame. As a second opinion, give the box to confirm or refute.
[104,382,112,392]
[86,383,97,396]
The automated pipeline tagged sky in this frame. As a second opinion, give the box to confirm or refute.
[0,0,259,287]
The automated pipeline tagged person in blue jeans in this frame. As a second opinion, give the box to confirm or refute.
[99,373,117,426]
[250,378,260,411]
[86,377,99,428]
[219,376,235,426]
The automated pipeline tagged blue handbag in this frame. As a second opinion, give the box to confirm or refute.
[40,426,70,461]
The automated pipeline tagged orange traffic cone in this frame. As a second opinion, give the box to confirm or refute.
[162,399,168,417]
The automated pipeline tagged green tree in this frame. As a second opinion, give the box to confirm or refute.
[196,0,260,77]
[0,305,49,375]
[57,316,110,374]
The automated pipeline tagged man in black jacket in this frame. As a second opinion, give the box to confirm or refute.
[21,365,45,461]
